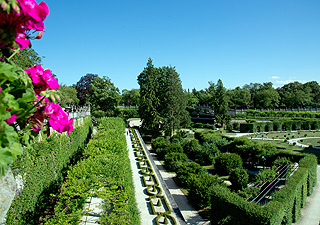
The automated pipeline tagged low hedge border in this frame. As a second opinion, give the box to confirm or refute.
[130,129,176,224]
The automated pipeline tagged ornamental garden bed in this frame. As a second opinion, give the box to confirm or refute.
[150,129,318,225]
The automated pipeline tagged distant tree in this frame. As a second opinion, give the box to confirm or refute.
[243,82,279,109]
[88,76,120,117]
[208,79,230,127]
[121,89,140,106]
[137,58,162,137]
[226,86,251,109]
[138,59,191,137]
[303,81,320,107]
[192,88,210,105]
[185,89,199,106]
[254,87,280,109]
[76,73,99,105]
[277,81,313,108]
[57,84,79,107]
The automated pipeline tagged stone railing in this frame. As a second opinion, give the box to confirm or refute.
[65,106,91,119]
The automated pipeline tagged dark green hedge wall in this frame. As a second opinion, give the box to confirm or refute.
[6,117,92,225]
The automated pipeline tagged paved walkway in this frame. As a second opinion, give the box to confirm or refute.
[133,129,210,225]
[126,129,184,225]
[293,165,320,225]
[148,150,210,225]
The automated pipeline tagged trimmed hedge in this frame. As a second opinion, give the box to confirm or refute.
[45,117,140,225]
[6,117,93,225]
[246,109,320,119]
[211,153,318,225]
[240,118,320,133]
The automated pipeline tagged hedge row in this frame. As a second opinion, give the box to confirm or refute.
[45,117,140,225]
[246,109,320,118]
[240,119,320,133]
[211,153,318,225]
[6,117,93,225]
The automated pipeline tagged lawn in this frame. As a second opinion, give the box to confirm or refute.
[298,138,320,147]
[249,130,320,139]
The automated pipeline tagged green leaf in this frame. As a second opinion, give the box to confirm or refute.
[0,61,20,82]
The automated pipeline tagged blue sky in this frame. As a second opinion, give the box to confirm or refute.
[32,0,320,92]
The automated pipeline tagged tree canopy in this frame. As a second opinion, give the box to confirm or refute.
[88,76,120,117]
[75,73,99,105]
[138,58,190,137]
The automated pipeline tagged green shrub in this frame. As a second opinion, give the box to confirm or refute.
[188,173,223,208]
[175,162,207,188]
[164,152,188,171]
[194,122,204,128]
[233,122,240,130]
[229,168,249,190]
[214,153,243,175]
[255,167,277,184]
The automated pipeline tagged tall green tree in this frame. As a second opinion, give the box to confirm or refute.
[277,81,313,108]
[160,66,190,136]
[185,89,199,106]
[57,84,79,107]
[88,76,120,117]
[137,58,162,137]
[226,86,251,109]
[76,73,99,105]
[253,83,280,109]
[121,88,140,106]
[303,81,320,107]
[208,79,230,127]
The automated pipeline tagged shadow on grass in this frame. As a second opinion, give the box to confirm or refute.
[294,147,320,163]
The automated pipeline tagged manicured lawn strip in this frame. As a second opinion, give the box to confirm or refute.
[45,117,140,225]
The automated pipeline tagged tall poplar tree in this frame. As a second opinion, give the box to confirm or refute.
[208,79,230,127]
[160,66,190,136]
[137,58,161,137]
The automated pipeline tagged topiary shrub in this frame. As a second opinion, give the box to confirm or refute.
[229,168,249,191]
[175,162,207,188]
[214,153,243,175]
[164,152,188,171]
[187,173,223,208]
[233,122,240,131]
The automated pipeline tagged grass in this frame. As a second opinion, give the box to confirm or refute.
[298,138,320,147]
[249,130,320,139]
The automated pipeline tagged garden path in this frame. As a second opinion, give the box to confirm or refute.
[292,165,320,225]
[127,128,210,225]
[126,129,183,225]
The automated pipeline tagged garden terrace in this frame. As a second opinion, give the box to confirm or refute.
[249,163,299,204]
